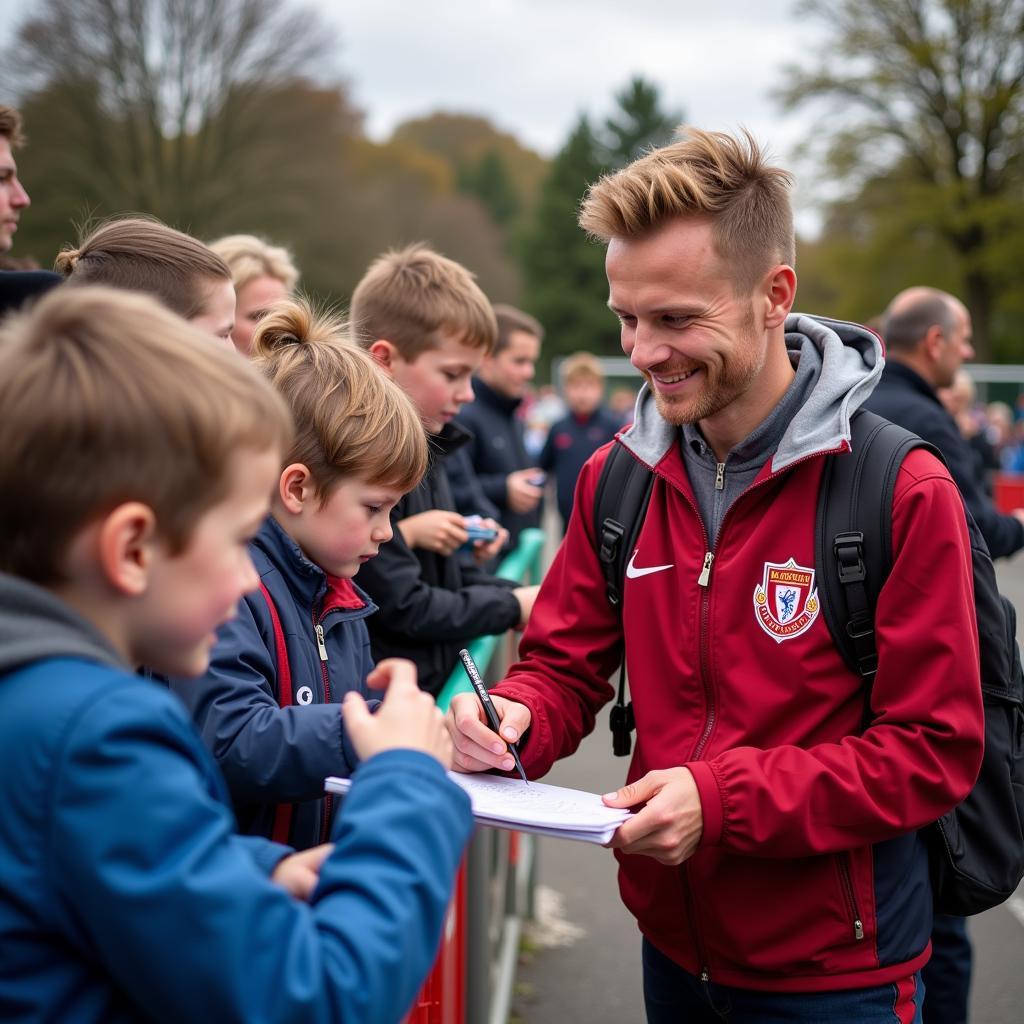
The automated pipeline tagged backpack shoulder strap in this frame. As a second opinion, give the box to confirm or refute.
[258,580,295,845]
[816,409,941,679]
[593,442,656,755]
[593,442,656,607]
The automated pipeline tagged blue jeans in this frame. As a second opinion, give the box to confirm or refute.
[642,938,924,1023]
[921,914,971,1024]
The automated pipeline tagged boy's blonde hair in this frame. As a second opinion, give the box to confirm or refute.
[350,243,497,360]
[55,216,232,320]
[0,287,293,584]
[209,234,299,294]
[252,298,427,498]
[560,351,605,386]
[579,126,795,293]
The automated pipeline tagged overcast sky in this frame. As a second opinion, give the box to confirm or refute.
[3,0,831,230]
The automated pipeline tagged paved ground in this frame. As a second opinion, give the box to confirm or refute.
[510,552,1024,1023]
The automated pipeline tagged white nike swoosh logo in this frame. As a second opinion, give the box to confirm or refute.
[625,550,674,579]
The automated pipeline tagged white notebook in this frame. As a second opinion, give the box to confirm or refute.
[324,772,632,845]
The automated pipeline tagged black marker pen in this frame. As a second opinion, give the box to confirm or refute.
[458,648,529,784]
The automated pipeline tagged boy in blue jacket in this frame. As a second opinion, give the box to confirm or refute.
[169,298,431,850]
[0,286,472,1023]
[538,351,622,532]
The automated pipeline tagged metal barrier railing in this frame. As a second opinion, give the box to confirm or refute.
[428,527,546,1024]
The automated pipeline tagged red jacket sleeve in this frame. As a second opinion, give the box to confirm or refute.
[491,445,622,777]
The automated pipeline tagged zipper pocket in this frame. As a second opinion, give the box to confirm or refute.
[838,852,865,941]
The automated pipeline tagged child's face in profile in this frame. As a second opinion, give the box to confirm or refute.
[564,376,603,417]
[293,476,404,579]
[135,446,280,677]
[390,330,482,434]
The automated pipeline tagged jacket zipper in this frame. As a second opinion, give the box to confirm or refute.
[681,864,712,982]
[313,611,333,844]
[838,852,865,940]
[654,442,852,971]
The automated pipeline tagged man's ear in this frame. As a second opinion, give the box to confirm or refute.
[279,463,314,514]
[922,324,945,362]
[96,502,159,597]
[368,339,399,376]
[761,264,798,330]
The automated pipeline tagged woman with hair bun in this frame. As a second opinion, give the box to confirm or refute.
[56,216,236,344]
[209,233,299,356]
[168,295,431,852]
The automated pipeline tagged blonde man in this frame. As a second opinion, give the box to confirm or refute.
[209,234,299,356]
[447,127,982,1022]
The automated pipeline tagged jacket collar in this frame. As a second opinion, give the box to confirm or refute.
[881,359,942,405]
[470,375,522,416]
[429,420,473,460]
[0,572,126,676]
[252,517,375,619]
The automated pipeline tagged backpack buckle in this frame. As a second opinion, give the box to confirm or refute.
[600,519,626,606]
[599,519,624,565]
[834,531,866,584]
[610,701,635,757]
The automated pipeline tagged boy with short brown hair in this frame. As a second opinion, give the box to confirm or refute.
[351,243,539,699]
[0,285,472,1022]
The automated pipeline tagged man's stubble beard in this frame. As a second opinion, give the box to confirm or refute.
[651,304,764,427]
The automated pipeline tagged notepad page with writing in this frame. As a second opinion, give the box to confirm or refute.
[324,772,633,845]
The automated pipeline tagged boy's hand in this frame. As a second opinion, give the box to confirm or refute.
[512,584,540,626]
[472,517,508,564]
[447,692,532,773]
[343,659,452,767]
[603,768,703,866]
[271,843,333,901]
[506,469,544,514]
[397,510,469,555]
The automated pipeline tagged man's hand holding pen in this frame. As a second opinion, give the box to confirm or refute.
[447,691,532,776]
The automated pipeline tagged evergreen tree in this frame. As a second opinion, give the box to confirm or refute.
[457,148,521,226]
[603,76,682,167]
[520,115,617,366]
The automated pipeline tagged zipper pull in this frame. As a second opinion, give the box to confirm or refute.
[315,623,328,662]
[700,966,710,983]
[697,551,714,587]
[715,462,725,490]
[854,919,864,940]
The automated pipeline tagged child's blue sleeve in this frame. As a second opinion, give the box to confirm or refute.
[233,834,293,876]
[49,681,473,1024]
[168,596,359,803]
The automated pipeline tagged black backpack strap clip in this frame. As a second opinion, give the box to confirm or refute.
[818,410,938,682]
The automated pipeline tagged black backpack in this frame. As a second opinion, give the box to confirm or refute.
[593,409,1024,916]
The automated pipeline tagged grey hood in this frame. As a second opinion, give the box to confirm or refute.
[0,572,125,676]
[619,313,884,473]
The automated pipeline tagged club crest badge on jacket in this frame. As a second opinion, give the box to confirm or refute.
[753,558,820,642]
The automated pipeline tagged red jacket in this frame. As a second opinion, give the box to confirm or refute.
[493,317,984,992]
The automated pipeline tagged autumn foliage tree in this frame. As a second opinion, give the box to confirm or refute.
[781,0,1024,359]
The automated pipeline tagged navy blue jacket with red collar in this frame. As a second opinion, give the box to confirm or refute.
[539,406,622,527]
[169,516,376,850]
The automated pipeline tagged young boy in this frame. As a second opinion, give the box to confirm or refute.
[0,286,472,1023]
[169,297,430,850]
[539,352,622,532]
[351,244,539,698]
